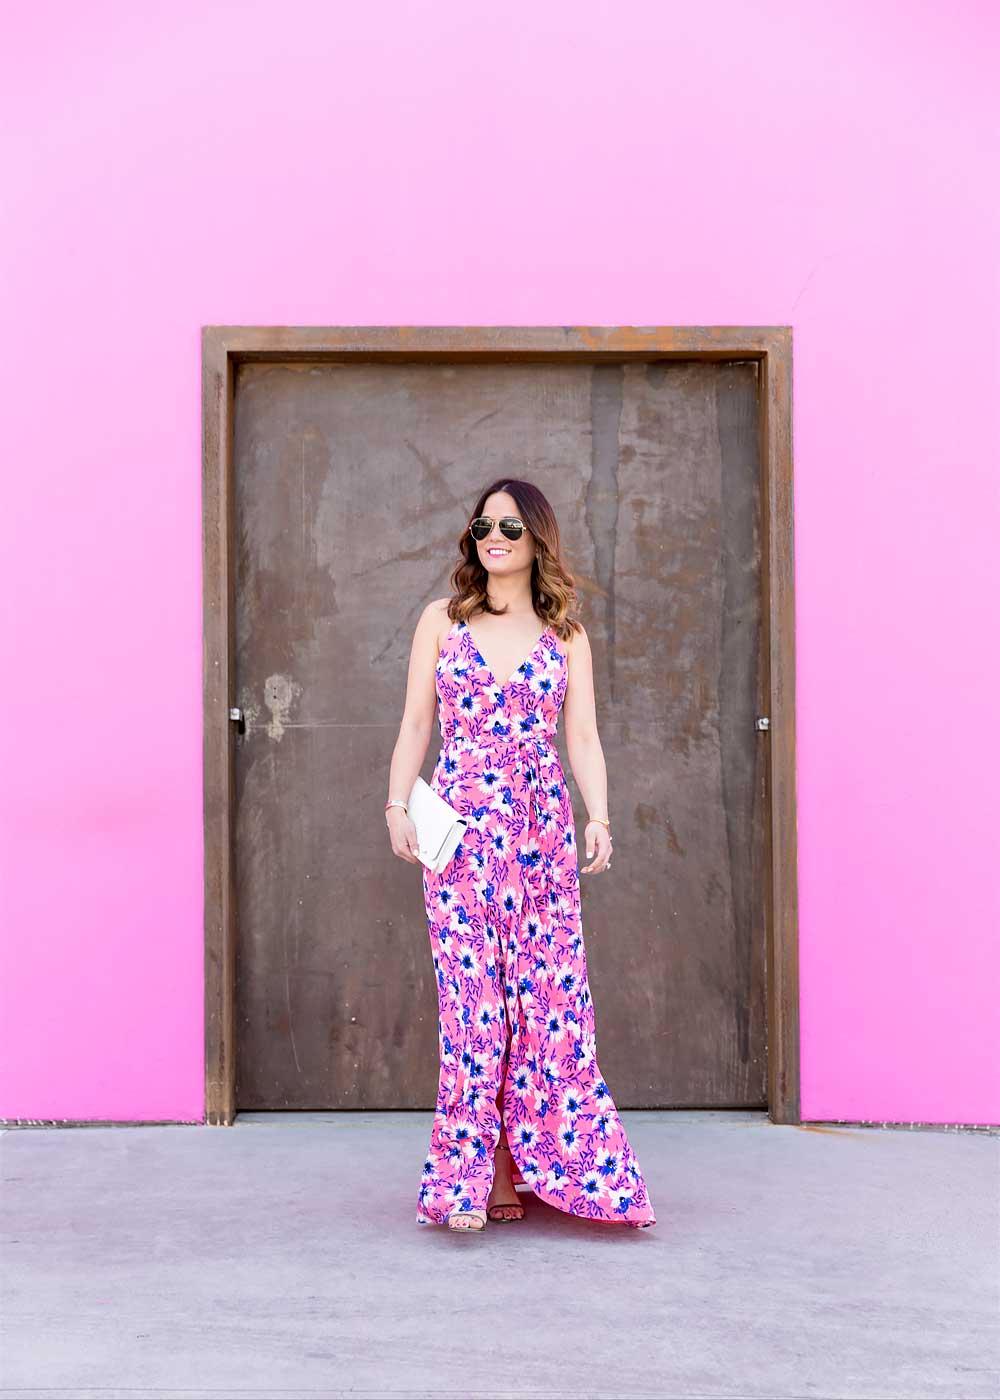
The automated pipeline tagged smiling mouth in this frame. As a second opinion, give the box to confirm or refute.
[486,548,511,556]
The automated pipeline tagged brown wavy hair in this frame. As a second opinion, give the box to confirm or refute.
[446,479,582,643]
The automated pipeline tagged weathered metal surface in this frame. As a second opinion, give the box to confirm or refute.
[229,358,767,1110]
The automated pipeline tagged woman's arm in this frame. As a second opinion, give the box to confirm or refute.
[562,624,613,874]
[385,600,446,863]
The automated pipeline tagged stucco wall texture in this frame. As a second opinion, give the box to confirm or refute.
[2,3,997,1123]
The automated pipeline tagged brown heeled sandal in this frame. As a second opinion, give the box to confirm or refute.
[487,1144,525,1222]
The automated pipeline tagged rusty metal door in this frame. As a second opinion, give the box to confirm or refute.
[231,359,766,1110]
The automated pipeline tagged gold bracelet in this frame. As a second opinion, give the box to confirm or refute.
[587,817,611,828]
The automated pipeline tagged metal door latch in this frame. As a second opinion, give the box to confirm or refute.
[755,716,770,731]
[229,707,243,722]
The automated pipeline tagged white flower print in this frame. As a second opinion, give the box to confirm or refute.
[543,1010,567,1045]
[561,1086,585,1117]
[496,882,521,920]
[455,945,480,977]
[596,1147,620,1178]
[487,825,516,859]
[511,1064,535,1099]
[513,1123,538,1153]
[557,1122,581,1157]
[578,1169,608,1201]
[545,1159,573,1193]
[517,834,543,869]
[541,1056,561,1086]
[609,1186,637,1215]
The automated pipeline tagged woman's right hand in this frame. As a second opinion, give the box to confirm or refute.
[387,809,421,864]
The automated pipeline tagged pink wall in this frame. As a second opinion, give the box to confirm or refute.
[2,2,997,1124]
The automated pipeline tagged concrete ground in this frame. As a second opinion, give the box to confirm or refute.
[1,1110,997,1400]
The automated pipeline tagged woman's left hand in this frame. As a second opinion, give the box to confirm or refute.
[580,822,613,874]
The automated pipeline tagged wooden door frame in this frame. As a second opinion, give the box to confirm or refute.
[201,326,798,1126]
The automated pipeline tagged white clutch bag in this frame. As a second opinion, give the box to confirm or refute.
[406,775,468,874]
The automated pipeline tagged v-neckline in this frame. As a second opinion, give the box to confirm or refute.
[461,618,552,691]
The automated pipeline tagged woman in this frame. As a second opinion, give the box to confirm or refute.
[385,479,656,1234]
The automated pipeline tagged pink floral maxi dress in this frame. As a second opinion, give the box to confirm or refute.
[416,617,656,1228]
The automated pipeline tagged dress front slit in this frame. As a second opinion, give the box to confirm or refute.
[416,617,656,1228]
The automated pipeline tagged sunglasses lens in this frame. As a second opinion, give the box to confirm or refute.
[499,518,524,541]
[470,518,492,541]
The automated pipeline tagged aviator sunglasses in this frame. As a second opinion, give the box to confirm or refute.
[468,515,525,543]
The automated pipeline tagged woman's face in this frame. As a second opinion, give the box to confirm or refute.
[473,491,535,576]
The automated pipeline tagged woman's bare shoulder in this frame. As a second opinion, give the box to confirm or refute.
[559,618,590,661]
[424,597,454,648]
